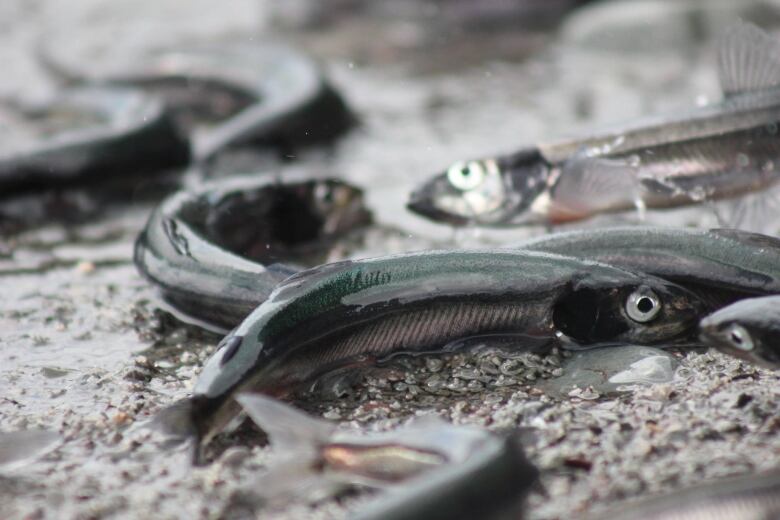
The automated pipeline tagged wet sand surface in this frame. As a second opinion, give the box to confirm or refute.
[1,1,780,518]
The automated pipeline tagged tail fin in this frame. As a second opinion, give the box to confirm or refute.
[236,394,344,505]
[236,393,334,453]
[151,398,198,439]
[0,429,60,472]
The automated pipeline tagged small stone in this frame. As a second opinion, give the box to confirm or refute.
[425,358,443,373]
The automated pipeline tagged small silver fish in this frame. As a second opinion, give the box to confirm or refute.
[38,44,353,162]
[234,393,537,512]
[409,21,780,226]
[699,295,780,369]
[588,470,780,520]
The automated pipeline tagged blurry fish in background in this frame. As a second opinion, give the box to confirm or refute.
[260,0,593,72]
[585,470,780,520]
[37,44,354,164]
[559,0,780,56]
[235,393,538,519]
[408,21,780,228]
[265,0,592,31]
[0,87,189,197]
[0,429,60,472]
[699,295,780,369]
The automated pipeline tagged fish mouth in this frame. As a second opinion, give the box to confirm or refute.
[698,324,762,365]
[407,182,471,226]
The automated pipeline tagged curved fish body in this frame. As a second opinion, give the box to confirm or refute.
[40,44,354,162]
[351,430,535,520]
[700,295,780,369]
[0,87,189,196]
[235,393,538,513]
[409,21,780,226]
[134,174,371,331]
[519,226,780,309]
[190,249,706,447]
[588,470,780,520]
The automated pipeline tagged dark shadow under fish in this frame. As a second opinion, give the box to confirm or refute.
[186,249,706,457]
[38,43,354,163]
[0,87,189,197]
[134,173,372,332]
[409,21,780,226]
[700,295,780,369]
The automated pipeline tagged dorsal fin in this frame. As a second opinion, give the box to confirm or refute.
[718,20,780,96]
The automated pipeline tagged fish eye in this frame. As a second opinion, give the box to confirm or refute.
[726,324,754,351]
[447,161,486,191]
[314,183,336,205]
[626,286,661,323]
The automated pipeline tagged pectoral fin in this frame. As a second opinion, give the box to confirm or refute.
[546,156,642,223]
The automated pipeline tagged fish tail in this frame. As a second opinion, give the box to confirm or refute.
[148,398,209,465]
[235,393,335,453]
[234,394,348,504]
[152,398,199,438]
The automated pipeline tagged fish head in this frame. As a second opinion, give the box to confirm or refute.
[554,275,706,348]
[309,179,373,236]
[408,150,550,226]
[699,298,780,369]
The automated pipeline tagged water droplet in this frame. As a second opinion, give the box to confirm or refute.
[737,153,750,168]
[764,160,775,173]
[687,186,708,202]
[767,122,778,135]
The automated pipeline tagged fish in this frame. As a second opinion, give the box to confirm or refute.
[187,249,706,455]
[0,87,189,196]
[699,295,780,369]
[408,21,780,226]
[519,226,780,311]
[0,429,60,472]
[134,173,372,332]
[234,393,538,516]
[38,44,354,163]
[349,430,536,520]
[587,470,780,520]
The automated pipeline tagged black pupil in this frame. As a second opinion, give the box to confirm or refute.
[461,167,471,176]
[636,297,654,314]
[731,331,743,344]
